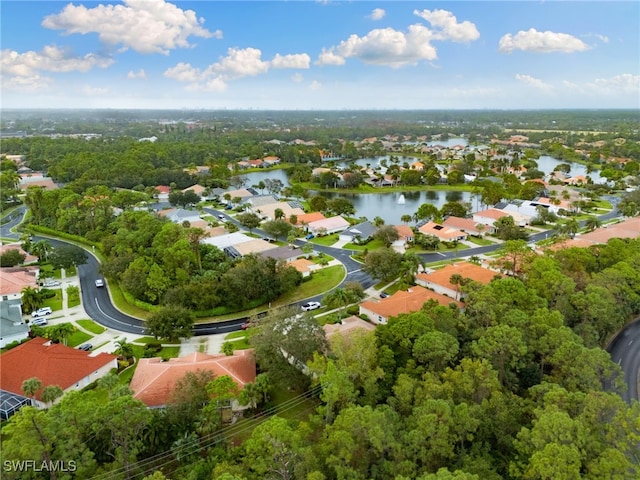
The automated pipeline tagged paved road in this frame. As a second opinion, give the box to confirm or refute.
[607,317,640,403]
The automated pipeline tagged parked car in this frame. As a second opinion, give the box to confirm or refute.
[305,234,315,240]
[218,214,225,220]
[78,343,93,351]
[31,318,48,326]
[95,279,104,287]
[241,322,251,330]
[31,307,52,318]
[42,280,61,287]
[301,301,321,311]
[380,292,389,298]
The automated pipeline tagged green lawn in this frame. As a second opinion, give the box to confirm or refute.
[67,288,81,308]
[132,336,177,345]
[76,319,106,334]
[108,281,151,319]
[309,234,340,246]
[466,236,494,246]
[41,289,63,312]
[343,239,385,251]
[67,330,92,348]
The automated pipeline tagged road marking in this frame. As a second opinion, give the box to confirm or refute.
[348,268,361,274]
[618,359,622,365]
[94,297,142,331]
[629,340,634,346]
[437,252,446,257]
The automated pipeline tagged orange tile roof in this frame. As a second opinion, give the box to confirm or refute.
[474,209,510,220]
[293,212,326,225]
[130,350,256,408]
[394,224,414,239]
[442,216,485,233]
[288,258,314,273]
[0,337,117,400]
[418,221,467,240]
[360,285,461,319]
[416,262,502,292]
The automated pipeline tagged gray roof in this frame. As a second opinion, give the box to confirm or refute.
[0,300,28,338]
[247,195,279,207]
[259,246,304,261]
[341,221,377,240]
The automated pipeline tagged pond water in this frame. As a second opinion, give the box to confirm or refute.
[237,139,601,224]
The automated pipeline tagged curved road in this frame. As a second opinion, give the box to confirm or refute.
[3,199,637,402]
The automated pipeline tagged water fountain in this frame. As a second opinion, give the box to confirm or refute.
[397,194,405,205]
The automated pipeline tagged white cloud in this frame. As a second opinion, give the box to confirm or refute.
[515,74,553,92]
[309,80,322,90]
[41,0,219,55]
[413,9,480,42]
[291,73,304,83]
[271,53,311,69]
[368,8,385,21]
[165,47,310,91]
[499,28,590,53]
[0,45,113,91]
[585,73,639,95]
[317,48,347,66]
[127,69,147,79]
[317,9,478,68]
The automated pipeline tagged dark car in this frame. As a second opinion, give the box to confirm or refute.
[380,292,389,298]
[78,343,93,351]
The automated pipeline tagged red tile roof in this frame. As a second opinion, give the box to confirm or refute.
[416,262,502,292]
[130,350,256,408]
[0,337,117,400]
[360,285,461,319]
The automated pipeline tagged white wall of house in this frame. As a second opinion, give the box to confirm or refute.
[358,306,387,325]
[414,279,457,299]
[0,329,29,349]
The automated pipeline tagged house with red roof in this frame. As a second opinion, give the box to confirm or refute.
[418,221,468,242]
[472,208,511,227]
[443,216,495,237]
[416,262,502,300]
[359,286,461,325]
[0,337,117,408]
[129,350,256,409]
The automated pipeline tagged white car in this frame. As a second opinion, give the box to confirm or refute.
[301,301,321,311]
[31,307,52,318]
[95,279,104,287]
[31,318,48,326]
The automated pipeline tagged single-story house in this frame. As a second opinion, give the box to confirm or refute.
[339,221,377,245]
[418,221,468,242]
[223,189,255,203]
[259,246,304,263]
[181,184,208,199]
[201,232,254,250]
[262,156,281,166]
[359,286,461,325]
[472,208,512,227]
[416,262,502,300]
[224,239,278,259]
[154,185,171,201]
[0,337,117,408]
[500,205,534,225]
[19,173,59,191]
[323,315,376,337]
[130,350,256,410]
[293,212,326,226]
[0,389,31,420]
[287,258,314,278]
[158,208,202,224]
[307,216,350,236]
[0,266,39,299]
[0,299,29,348]
[245,195,279,210]
[443,216,495,237]
[255,202,305,221]
[394,225,415,244]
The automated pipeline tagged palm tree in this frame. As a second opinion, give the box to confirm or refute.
[564,218,580,238]
[400,214,412,225]
[21,286,41,314]
[585,216,601,232]
[98,373,120,399]
[373,216,385,227]
[322,287,352,320]
[22,377,42,405]
[48,323,76,346]
[114,339,134,360]
[274,208,285,220]
[41,385,63,405]
[450,274,464,301]
[31,240,52,262]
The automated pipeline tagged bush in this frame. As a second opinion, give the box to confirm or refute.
[346,305,359,315]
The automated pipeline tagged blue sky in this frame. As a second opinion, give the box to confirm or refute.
[1,1,638,110]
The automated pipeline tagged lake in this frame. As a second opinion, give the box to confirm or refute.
[237,140,601,224]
